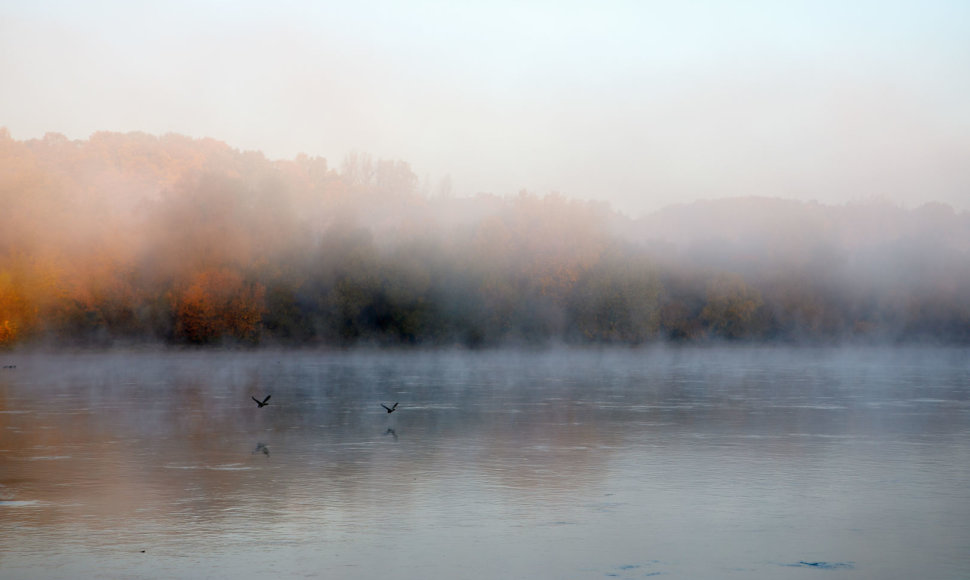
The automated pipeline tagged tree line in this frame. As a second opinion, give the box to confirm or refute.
[1,129,968,348]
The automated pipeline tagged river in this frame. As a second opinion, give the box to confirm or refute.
[1,346,968,579]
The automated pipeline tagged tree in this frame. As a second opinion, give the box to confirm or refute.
[700,273,763,339]
[173,269,266,344]
[567,248,661,343]
[0,269,31,346]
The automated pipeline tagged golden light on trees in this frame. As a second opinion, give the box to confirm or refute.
[0,130,967,347]
[173,269,267,344]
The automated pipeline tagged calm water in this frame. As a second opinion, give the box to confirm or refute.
[1,347,968,579]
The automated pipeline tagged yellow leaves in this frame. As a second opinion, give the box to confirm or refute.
[174,269,267,344]
[0,252,78,337]
[0,266,35,345]
[0,319,17,345]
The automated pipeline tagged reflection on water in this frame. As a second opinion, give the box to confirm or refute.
[1,347,968,579]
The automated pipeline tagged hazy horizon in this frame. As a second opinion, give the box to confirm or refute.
[2,129,968,348]
[3,0,969,217]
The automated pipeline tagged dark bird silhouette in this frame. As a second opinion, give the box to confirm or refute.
[252,395,271,408]
[381,402,399,414]
[253,442,270,456]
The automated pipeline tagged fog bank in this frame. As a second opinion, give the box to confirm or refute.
[1,130,968,347]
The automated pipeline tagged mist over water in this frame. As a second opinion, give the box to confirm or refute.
[1,346,968,579]
[4,5,969,576]
[2,131,969,349]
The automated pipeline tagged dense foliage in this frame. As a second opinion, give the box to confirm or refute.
[1,129,968,347]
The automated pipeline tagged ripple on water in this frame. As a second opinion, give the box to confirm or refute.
[163,464,254,471]
[784,561,855,570]
[0,500,41,507]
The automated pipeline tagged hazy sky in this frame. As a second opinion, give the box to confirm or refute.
[2,0,968,216]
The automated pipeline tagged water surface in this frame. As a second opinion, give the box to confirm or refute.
[1,347,968,579]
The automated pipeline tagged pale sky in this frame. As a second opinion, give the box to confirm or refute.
[2,0,968,216]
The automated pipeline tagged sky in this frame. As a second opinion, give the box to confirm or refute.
[2,0,968,216]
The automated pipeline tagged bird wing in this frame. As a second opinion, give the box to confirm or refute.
[252,396,261,404]
[262,395,271,404]
[392,402,399,410]
[381,404,391,411]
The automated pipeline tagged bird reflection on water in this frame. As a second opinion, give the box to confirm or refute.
[253,442,270,456]
[384,428,398,441]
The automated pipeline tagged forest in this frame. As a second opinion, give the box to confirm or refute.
[1,129,968,348]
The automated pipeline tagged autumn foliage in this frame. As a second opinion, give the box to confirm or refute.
[173,269,266,344]
[1,128,969,347]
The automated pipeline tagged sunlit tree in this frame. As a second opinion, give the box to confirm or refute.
[173,269,267,344]
[0,269,31,346]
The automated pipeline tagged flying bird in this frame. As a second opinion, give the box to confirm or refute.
[381,402,399,414]
[252,395,271,408]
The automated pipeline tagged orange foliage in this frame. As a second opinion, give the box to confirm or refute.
[0,274,29,345]
[1,129,968,346]
[174,269,267,344]
[0,255,70,344]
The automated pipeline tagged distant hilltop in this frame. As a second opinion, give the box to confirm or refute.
[635,196,968,251]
